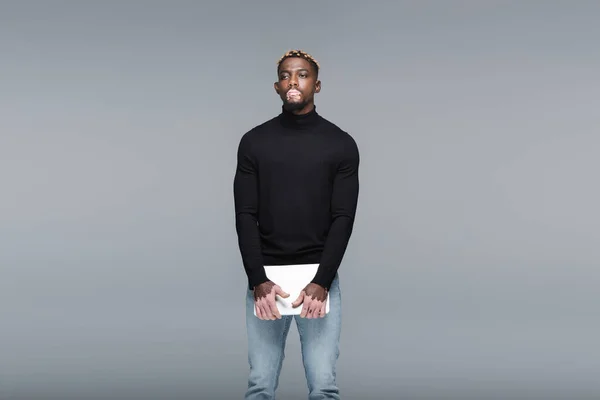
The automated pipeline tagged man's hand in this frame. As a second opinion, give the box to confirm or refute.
[253,280,289,320]
[292,283,328,319]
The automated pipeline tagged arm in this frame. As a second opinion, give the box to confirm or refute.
[233,133,269,290]
[311,135,360,290]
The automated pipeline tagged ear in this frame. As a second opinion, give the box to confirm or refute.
[314,79,321,94]
[274,81,281,95]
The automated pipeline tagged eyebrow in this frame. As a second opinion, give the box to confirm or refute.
[279,68,310,74]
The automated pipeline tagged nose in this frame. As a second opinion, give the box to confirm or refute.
[288,76,298,87]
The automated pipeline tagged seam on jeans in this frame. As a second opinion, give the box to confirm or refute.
[274,316,292,390]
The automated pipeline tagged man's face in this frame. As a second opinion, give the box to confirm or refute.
[274,57,321,113]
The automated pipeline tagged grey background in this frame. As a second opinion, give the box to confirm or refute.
[1,1,599,399]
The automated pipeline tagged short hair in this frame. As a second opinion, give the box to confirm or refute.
[276,49,320,76]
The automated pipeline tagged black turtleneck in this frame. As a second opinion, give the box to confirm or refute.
[233,106,360,290]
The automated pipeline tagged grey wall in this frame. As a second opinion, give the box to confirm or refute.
[1,1,599,399]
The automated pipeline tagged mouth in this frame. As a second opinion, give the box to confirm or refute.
[286,89,301,101]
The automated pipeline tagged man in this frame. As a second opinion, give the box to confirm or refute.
[233,49,360,399]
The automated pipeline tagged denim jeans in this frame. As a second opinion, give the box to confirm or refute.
[244,274,341,400]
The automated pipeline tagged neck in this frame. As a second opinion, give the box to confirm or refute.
[286,102,315,115]
[279,104,320,129]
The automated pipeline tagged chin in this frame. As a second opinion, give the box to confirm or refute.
[283,100,306,112]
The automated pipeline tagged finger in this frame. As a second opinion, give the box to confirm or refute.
[300,298,311,318]
[292,292,304,308]
[309,302,319,319]
[255,303,263,320]
[304,300,313,319]
[310,302,321,319]
[319,301,326,318]
[264,301,276,320]
[266,299,277,320]
[259,302,272,320]
[268,298,281,319]
[275,286,290,298]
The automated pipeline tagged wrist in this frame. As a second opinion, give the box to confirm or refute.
[249,269,269,289]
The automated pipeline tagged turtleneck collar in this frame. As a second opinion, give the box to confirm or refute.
[278,105,321,129]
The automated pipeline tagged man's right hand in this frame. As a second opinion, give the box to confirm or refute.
[253,280,289,320]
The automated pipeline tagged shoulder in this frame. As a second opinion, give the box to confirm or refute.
[237,115,279,151]
[250,114,280,134]
[318,116,360,157]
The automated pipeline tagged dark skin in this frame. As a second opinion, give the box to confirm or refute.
[253,56,328,320]
[254,280,328,320]
[253,281,289,320]
[274,56,321,115]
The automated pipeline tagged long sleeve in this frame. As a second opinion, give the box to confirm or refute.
[311,135,360,290]
[233,134,269,289]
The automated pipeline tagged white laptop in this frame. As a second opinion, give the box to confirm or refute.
[253,263,330,316]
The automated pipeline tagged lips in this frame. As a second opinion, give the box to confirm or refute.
[286,89,301,100]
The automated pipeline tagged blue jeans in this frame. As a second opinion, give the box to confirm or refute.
[244,275,341,400]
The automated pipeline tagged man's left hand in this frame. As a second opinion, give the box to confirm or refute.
[292,283,328,319]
